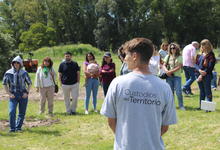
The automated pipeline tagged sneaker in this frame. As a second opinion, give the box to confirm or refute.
[48,113,54,117]
[85,110,89,115]
[9,130,15,133]
[71,112,76,115]
[179,107,186,111]
[196,107,201,110]
[66,112,72,115]
[182,88,188,95]
[94,109,98,113]
[16,129,22,132]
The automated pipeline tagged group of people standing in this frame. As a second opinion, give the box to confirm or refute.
[2,51,117,132]
[35,51,116,116]
[100,38,218,150]
[2,37,218,150]
[158,39,217,111]
[83,52,116,114]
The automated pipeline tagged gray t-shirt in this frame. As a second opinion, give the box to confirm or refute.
[101,72,177,150]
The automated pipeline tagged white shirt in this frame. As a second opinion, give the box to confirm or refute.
[35,67,56,88]
[149,55,160,75]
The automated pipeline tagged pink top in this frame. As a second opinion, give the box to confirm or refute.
[182,44,196,67]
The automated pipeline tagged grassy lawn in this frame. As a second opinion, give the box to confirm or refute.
[0,46,220,150]
[0,92,220,150]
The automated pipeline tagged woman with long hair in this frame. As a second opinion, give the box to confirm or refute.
[35,57,56,116]
[159,42,169,60]
[100,52,116,96]
[83,52,100,114]
[163,43,185,110]
[195,39,216,109]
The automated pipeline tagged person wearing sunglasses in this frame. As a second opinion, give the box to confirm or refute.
[194,39,216,110]
[101,38,177,150]
[117,45,131,75]
[163,43,185,110]
[3,56,32,132]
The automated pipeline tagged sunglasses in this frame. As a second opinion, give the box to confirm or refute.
[14,62,20,64]
[170,47,176,50]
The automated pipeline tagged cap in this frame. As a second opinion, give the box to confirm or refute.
[104,52,111,57]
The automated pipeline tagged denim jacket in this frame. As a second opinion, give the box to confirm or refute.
[2,68,32,94]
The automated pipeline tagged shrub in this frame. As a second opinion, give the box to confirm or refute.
[19,23,56,52]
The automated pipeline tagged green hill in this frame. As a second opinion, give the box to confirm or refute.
[25,44,121,87]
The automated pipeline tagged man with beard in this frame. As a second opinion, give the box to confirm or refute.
[58,52,80,115]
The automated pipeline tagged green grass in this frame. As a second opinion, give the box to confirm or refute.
[0,45,220,150]
[0,100,114,150]
[0,92,220,150]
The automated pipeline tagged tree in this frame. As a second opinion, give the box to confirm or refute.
[19,22,56,51]
[0,32,15,78]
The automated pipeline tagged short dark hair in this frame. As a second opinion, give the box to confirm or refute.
[64,51,72,56]
[123,38,154,63]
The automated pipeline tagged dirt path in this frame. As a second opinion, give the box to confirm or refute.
[0,86,104,101]
[0,87,104,130]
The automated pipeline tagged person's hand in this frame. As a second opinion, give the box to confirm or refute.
[36,88,39,92]
[166,71,173,77]
[9,93,15,99]
[197,75,203,82]
[199,70,207,76]
[22,93,28,99]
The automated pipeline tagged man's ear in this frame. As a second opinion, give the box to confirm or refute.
[132,52,140,62]
[132,52,139,62]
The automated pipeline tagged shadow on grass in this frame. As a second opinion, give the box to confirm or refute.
[54,112,85,116]
[26,129,61,136]
[184,106,220,112]
[184,106,200,111]
[0,132,17,137]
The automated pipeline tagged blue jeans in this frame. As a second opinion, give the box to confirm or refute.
[85,78,99,110]
[102,82,110,97]
[166,76,184,108]
[183,66,196,93]
[197,74,212,107]
[211,71,217,88]
[9,92,28,131]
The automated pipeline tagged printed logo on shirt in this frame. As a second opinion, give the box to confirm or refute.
[123,89,161,105]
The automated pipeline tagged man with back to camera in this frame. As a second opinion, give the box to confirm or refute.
[58,51,80,115]
[101,38,177,150]
[182,41,199,95]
